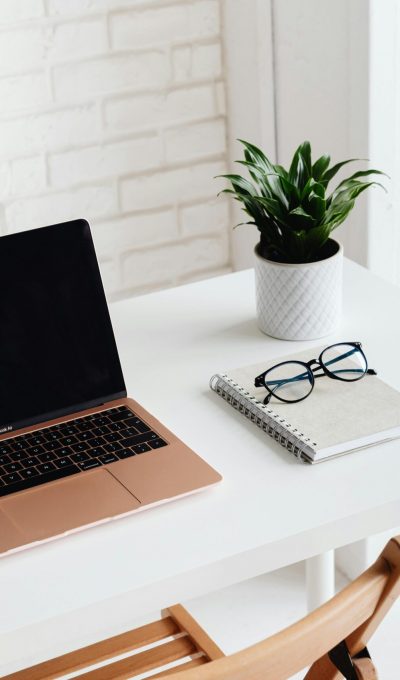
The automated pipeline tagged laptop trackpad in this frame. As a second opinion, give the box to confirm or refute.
[1,469,141,545]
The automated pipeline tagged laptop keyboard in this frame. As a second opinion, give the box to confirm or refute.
[0,406,168,497]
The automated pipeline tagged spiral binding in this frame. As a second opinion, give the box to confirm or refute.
[209,374,314,463]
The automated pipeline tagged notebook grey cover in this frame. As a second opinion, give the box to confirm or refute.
[211,346,400,462]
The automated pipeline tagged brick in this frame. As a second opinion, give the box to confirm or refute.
[179,198,229,236]
[177,232,229,278]
[5,184,117,231]
[172,46,192,83]
[46,17,107,62]
[0,72,50,115]
[120,160,225,212]
[122,233,229,289]
[192,42,222,79]
[11,156,47,196]
[49,135,162,188]
[92,208,177,257]
[53,52,169,102]
[104,84,216,132]
[173,42,221,82]
[0,105,99,159]
[0,0,44,24]
[0,28,44,76]
[164,118,225,163]
[110,1,219,50]
[189,1,220,38]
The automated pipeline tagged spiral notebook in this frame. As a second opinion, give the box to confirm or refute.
[210,347,400,463]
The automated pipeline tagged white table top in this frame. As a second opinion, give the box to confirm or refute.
[2,259,400,661]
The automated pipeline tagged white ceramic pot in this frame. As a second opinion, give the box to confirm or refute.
[254,239,343,341]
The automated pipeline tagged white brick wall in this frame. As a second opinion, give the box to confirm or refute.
[0,0,230,299]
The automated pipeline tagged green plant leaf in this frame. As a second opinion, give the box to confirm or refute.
[333,169,388,192]
[312,155,331,180]
[298,141,312,174]
[320,158,364,187]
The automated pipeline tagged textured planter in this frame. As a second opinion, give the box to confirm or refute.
[254,239,343,341]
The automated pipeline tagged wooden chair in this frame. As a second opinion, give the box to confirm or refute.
[5,535,400,680]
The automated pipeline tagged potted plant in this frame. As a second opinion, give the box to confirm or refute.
[218,140,386,340]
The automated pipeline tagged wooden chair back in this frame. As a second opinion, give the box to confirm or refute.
[5,536,400,680]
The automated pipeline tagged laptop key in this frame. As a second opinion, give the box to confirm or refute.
[2,472,22,484]
[75,421,93,432]
[55,457,72,468]
[71,442,90,453]
[9,450,30,462]
[92,426,110,436]
[56,447,72,458]
[77,431,92,441]
[0,465,80,497]
[38,451,57,463]
[44,441,61,451]
[0,445,13,456]
[12,440,25,451]
[149,438,168,449]
[4,462,22,473]
[125,417,151,433]
[79,459,101,470]
[89,447,104,457]
[60,436,78,447]
[0,454,11,466]
[98,453,118,464]
[24,456,40,467]
[20,467,39,479]
[118,448,136,459]
[133,443,151,454]
[29,435,46,446]
[86,437,105,448]
[27,445,45,456]
[103,442,123,454]
[37,462,57,474]
[58,425,79,436]
[108,421,126,432]
[121,432,158,447]
[108,410,132,423]
[71,452,89,463]
[103,432,122,443]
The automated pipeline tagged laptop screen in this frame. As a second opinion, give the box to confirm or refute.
[0,220,126,431]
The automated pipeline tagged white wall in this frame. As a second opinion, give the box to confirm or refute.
[274,0,371,266]
[224,0,370,270]
[0,0,231,300]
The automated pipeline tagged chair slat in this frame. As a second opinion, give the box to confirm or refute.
[78,635,197,680]
[3,617,180,680]
[151,655,208,679]
[167,605,224,660]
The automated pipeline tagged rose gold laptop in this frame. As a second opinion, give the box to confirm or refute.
[0,220,221,556]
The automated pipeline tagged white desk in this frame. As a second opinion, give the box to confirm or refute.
[2,259,400,673]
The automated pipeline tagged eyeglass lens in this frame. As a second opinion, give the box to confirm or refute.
[264,362,313,402]
[320,343,367,381]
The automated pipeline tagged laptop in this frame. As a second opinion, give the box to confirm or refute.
[0,219,221,555]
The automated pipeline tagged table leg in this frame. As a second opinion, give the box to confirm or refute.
[306,550,335,611]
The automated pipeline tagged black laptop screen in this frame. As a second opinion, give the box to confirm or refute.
[0,220,126,431]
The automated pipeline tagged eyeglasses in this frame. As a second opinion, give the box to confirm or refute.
[254,342,377,405]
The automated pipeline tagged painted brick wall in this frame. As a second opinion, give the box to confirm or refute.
[0,0,231,299]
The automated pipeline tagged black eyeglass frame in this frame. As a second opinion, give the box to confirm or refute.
[254,341,377,405]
